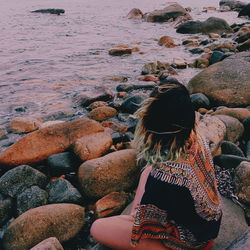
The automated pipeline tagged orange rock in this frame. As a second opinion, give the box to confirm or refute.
[0,118,104,166]
[158,36,176,47]
[109,48,132,56]
[95,192,129,218]
[138,75,159,82]
[10,117,42,133]
[101,121,128,133]
[73,132,112,161]
[88,106,117,121]
[87,101,107,111]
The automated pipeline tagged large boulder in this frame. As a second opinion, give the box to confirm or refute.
[176,17,233,34]
[145,3,187,22]
[0,118,104,166]
[3,204,85,250]
[188,52,250,107]
[197,115,226,155]
[78,149,138,199]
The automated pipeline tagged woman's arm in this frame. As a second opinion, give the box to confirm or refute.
[130,166,152,217]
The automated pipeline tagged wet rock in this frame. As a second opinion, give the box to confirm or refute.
[40,120,64,129]
[194,58,210,68]
[172,57,187,68]
[3,204,85,250]
[10,117,42,133]
[101,121,128,133]
[88,106,117,121]
[221,141,245,157]
[16,186,48,216]
[116,84,156,92]
[234,161,250,204]
[145,3,187,22]
[189,48,204,54]
[236,31,250,43]
[209,51,226,64]
[238,3,250,17]
[243,116,250,140]
[197,115,226,155]
[31,9,65,15]
[188,52,250,107]
[111,132,131,144]
[95,191,129,218]
[74,86,114,107]
[127,8,143,19]
[0,165,48,198]
[141,61,166,75]
[214,154,250,169]
[227,228,250,250]
[212,108,250,122]
[190,93,210,110]
[0,196,13,227]
[120,95,144,114]
[138,75,159,82]
[78,149,138,199]
[87,101,107,111]
[219,0,246,11]
[214,115,244,142]
[108,48,132,56]
[30,237,64,250]
[46,179,82,204]
[237,39,250,51]
[42,109,75,122]
[158,36,176,47]
[47,152,81,177]
[177,17,233,35]
[73,132,112,161]
[0,118,104,166]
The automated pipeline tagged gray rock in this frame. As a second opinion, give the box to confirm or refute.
[16,186,48,216]
[120,95,144,114]
[234,161,250,204]
[47,152,81,177]
[221,141,245,157]
[214,154,250,169]
[238,3,250,17]
[188,52,250,107]
[190,93,210,110]
[46,178,83,204]
[177,17,233,35]
[0,196,13,227]
[212,196,249,249]
[0,165,48,198]
[227,228,250,250]
[210,51,226,65]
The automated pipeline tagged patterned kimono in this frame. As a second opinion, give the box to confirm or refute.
[131,137,222,249]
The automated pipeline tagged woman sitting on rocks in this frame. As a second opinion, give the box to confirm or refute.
[90,83,222,249]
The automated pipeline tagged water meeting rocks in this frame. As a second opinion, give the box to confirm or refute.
[0,118,104,166]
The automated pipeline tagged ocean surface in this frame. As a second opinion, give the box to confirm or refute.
[0,0,247,123]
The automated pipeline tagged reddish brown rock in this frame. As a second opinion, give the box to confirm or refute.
[212,108,250,122]
[109,48,132,56]
[127,8,143,19]
[78,149,138,199]
[73,132,112,161]
[95,191,129,218]
[3,204,85,250]
[138,75,159,82]
[0,118,104,166]
[10,117,42,133]
[88,106,117,121]
[158,36,176,47]
[101,121,128,133]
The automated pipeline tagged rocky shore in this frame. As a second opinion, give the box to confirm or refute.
[0,1,250,249]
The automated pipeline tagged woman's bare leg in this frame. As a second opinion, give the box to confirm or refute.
[90,215,166,250]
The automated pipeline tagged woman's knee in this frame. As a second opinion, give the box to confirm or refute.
[90,218,105,241]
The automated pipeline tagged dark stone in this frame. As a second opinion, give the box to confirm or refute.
[189,48,204,54]
[0,197,13,227]
[237,39,250,52]
[220,0,247,10]
[46,178,83,204]
[190,93,210,110]
[116,84,156,92]
[74,86,114,107]
[47,152,81,177]
[199,39,212,46]
[238,3,250,17]
[227,228,250,249]
[16,186,48,216]
[177,17,233,35]
[243,116,250,140]
[213,154,250,169]
[0,165,48,198]
[221,141,245,157]
[235,31,250,43]
[209,51,226,65]
[245,140,250,158]
[111,132,131,144]
[31,9,65,15]
[120,95,144,114]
